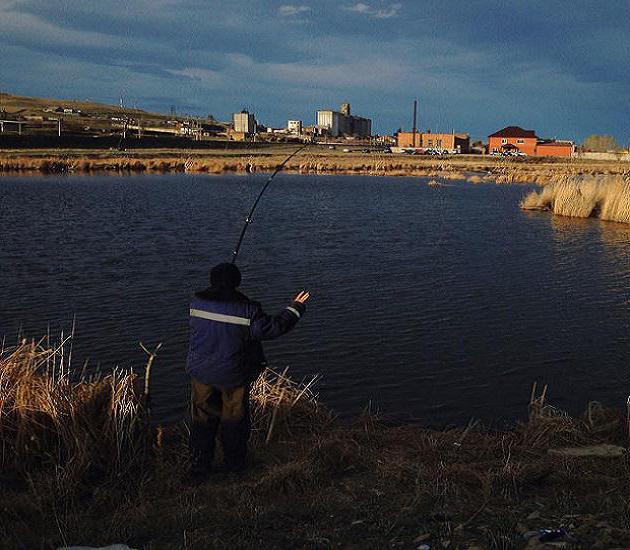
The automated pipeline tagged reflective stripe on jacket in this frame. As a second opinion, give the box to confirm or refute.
[185,288,305,387]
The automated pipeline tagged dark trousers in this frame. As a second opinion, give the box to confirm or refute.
[189,378,251,472]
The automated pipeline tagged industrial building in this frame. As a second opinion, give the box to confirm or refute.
[287,120,302,135]
[316,103,371,138]
[397,131,470,153]
[233,110,256,135]
[395,100,469,153]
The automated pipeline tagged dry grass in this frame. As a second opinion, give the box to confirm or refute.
[0,338,150,490]
[3,340,630,548]
[521,175,630,223]
[2,149,630,185]
[0,338,327,487]
[251,368,332,444]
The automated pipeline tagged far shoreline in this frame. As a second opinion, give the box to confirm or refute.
[2,147,630,185]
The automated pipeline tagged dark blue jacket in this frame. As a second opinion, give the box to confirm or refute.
[186,287,305,387]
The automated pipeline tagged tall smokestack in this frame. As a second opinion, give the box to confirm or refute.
[412,99,417,147]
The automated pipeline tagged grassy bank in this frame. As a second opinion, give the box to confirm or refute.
[2,147,630,185]
[2,341,630,548]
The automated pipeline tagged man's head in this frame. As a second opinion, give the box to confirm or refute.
[210,263,242,289]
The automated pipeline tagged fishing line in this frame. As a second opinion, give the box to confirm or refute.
[231,144,309,263]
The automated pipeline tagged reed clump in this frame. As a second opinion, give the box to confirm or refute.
[251,368,331,444]
[521,175,630,223]
[0,337,326,491]
[0,339,149,489]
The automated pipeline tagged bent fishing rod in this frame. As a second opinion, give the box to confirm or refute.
[231,144,309,263]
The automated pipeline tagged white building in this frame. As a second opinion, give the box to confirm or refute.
[233,110,256,134]
[287,120,303,135]
[316,103,371,138]
[316,110,341,137]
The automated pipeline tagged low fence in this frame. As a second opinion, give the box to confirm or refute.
[574,152,630,162]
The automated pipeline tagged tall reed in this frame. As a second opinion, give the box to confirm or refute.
[0,339,148,488]
[521,176,630,223]
[0,337,325,489]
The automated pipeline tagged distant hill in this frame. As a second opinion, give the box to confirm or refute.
[0,91,222,125]
[0,91,228,147]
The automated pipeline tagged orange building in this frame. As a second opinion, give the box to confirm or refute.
[488,126,538,156]
[397,131,470,152]
[535,140,574,157]
[488,126,574,157]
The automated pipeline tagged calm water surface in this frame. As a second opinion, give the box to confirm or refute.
[2,173,630,425]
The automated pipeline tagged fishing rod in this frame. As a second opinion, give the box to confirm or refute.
[231,143,309,263]
[133,145,308,401]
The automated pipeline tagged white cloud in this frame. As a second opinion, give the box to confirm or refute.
[345,2,371,14]
[344,2,401,18]
[279,5,311,17]
[0,8,120,49]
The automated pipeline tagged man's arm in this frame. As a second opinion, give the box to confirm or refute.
[250,291,310,341]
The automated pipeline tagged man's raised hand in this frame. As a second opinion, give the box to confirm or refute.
[294,291,310,304]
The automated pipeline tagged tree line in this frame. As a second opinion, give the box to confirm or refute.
[582,134,622,152]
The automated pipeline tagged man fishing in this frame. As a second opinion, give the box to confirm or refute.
[186,262,310,480]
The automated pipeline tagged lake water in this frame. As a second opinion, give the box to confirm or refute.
[2,173,630,426]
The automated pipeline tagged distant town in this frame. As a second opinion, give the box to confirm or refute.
[0,92,626,159]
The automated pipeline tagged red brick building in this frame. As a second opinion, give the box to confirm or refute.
[396,131,470,152]
[488,126,538,156]
[488,126,574,157]
[535,140,575,157]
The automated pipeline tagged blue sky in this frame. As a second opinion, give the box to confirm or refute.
[2,0,629,142]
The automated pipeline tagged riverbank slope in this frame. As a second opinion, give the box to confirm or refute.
[2,340,630,549]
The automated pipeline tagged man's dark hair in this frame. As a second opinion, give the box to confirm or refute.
[210,263,242,289]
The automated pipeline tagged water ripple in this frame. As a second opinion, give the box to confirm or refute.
[2,174,630,425]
